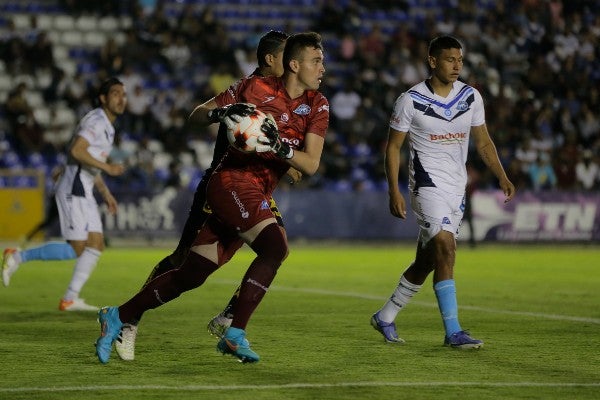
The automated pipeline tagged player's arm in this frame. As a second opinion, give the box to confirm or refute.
[93,174,118,215]
[70,136,125,177]
[187,98,255,127]
[471,123,515,203]
[286,132,324,176]
[385,127,408,219]
[257,118,323,176]
[187,98,219,127]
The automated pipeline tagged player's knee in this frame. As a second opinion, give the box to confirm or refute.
[251,224,288,267]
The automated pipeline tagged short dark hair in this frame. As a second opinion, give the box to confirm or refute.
[428,35,462,58]
[98,77,123,98]
[256,30,288,68]
[283,32,323,72]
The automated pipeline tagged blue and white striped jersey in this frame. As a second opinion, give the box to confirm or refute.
[390,79,485,195]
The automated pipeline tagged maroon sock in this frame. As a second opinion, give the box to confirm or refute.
[119,252,219,324]
[231,224,288,330]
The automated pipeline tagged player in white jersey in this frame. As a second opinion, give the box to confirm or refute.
[371,36,515,348]
[2,77,127,311]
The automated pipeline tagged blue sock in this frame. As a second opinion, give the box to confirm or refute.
[434,279,462,337]
[20,242,77,262]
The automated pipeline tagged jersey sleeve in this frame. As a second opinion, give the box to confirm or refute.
[389,92,414,132]
[213,77,248,107]
[77,114,102,144]
[307,94,329,138]
[471,88,486,127]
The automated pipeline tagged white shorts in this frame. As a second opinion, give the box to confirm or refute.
[55,192,103,241]
[410,186,465,245]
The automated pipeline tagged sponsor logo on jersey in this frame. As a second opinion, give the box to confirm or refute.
[260,200,269,210]
[294,104,311,115]
[429,132,467,141]
[442,217,451,225]
[457,101,468,111]
[231,190,249,218]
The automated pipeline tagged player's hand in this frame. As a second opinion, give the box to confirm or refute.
[103,193,118,215]
[256,115,294,159]
[208,103,256,123]
[500,177,516,203]
[105,163,125,176]
[389,190,407,219]
[285,167,302,184]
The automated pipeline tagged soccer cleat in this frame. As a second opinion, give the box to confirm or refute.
[95,306,123,364]
[444,330,484,349]
[370,311,405,344]
[58,298,99,311]
[216,327,260,363]
[2,248,20,287]
[207,314,233,339]
[115,323,138,361]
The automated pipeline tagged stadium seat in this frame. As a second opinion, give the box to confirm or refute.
[53,15,75,31]
[98,16,119,31]
[11,14,31,30]
[35,14,53,30]
[84,31,107,47]
[60,30,84,47]
[75,15,98,31]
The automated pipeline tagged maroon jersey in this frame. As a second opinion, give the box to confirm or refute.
[214,75,329,195]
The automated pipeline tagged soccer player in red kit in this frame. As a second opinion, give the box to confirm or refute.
[95,32,328,364]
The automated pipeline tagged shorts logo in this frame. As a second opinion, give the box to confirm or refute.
[231,190,249,218]
[260,200,269,210]
[442,217,451,225]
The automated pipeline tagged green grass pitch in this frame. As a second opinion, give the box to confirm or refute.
[0,243,598,400]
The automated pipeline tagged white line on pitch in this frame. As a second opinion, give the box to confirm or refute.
[1,381,599,393]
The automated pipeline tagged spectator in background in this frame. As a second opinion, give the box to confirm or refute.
[123,83,153,138]
[528,151,557,191]
[515,136,538,174]
[575,150,599,190]
[330,79,361,135]
[27,31,54,73]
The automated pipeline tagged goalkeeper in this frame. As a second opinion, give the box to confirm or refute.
[113,31,299,362]
[96,32,328,364]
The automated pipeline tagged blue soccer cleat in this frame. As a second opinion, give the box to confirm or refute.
[444,330,484,349]
[95,306,123,364]
[216,327,260,363]
[370,311,405,344]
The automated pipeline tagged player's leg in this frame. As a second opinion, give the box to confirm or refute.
[98,222,225,364]
[116,182,212,360]
[208,197,286,338]
[57,194,102,311]
[2,241,76,287]
[217,220,287,363]
[423,189,482,349]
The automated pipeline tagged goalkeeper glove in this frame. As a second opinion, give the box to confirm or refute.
[257,115,294,159]
[208,103,256,123]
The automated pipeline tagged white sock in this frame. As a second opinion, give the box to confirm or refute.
[63,247,101,301]
[379,274,422,323]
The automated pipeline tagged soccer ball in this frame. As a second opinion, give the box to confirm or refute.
[226,109,268,153]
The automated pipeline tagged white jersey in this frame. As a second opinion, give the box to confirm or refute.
[390,80,485,195]
[56,108,115,198]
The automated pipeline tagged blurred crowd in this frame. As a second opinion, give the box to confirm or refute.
[1,0,599,194]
